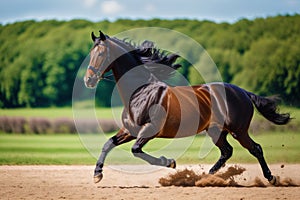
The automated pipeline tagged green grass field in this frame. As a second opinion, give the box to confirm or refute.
[0,107,124,119]
[0,107,299,165]
[0,131,299,165]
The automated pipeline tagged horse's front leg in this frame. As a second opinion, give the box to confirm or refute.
[131,123,176,168]
[94,127,135,183]
[131,138,176,168]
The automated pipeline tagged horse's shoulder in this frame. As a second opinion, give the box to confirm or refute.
[129,82,168,126]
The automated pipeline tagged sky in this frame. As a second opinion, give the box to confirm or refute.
[1,0,300,24]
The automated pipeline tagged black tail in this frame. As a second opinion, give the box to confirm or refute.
[246,92,291,125]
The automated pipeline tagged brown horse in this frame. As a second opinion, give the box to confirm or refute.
[84,31,291,185]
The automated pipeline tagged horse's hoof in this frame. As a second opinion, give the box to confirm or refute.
[94,173,103,183]
[269,175,279,186]
[168,159,176,169]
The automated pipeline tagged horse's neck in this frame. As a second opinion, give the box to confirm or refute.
[109,41,158,107]
[113,62,158,108]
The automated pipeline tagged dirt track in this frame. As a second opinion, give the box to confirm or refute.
[1,164,300,200]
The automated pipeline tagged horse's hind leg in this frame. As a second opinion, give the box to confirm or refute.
[208,126,233,174]
[234,132,276,184]
[94,128,135,183]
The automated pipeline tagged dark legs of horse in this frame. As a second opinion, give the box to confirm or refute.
[208,127,276,184]
[131,137,176,168]
[94,128,135,183]
[208,127,233,174]
[235,132,276,184]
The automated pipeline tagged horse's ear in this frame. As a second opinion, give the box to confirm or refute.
[99,31,106,41]
[91,32,97,42]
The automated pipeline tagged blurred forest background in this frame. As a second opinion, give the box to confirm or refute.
[1,15,300,108]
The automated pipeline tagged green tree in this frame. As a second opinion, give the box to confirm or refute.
[1,15,300,107]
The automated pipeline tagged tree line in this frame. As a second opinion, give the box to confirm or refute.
[0,15,299,108]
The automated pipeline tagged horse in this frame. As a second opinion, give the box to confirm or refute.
[84,31,291,185]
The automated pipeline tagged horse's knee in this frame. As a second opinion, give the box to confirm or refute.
[131,144,143,156]
[102,138,115,153]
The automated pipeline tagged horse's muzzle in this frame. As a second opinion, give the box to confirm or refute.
[84,76,99,89]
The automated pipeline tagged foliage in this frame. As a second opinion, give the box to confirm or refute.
[0,15,300,107]
[1,106,299,134]
[0,116,118,134]
[0,132,299,164]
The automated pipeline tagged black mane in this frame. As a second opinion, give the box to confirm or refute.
[110,37,181,80]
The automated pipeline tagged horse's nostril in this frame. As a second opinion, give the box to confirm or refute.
[86,77,94,85]
[84,76,98,88]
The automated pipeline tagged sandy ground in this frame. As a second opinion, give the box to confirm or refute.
[1,164,300,200]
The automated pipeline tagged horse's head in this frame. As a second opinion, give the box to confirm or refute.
[84,31,111,88]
